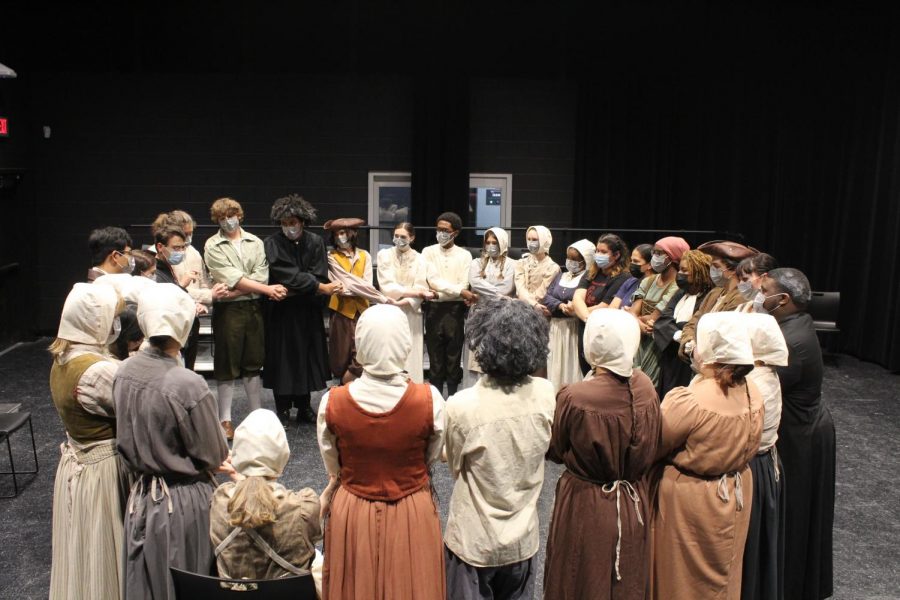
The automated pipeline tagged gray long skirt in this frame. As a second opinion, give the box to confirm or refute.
[49,440,131,600]
[123,474,217,600]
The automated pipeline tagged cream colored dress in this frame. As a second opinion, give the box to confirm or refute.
[377,246,428,382]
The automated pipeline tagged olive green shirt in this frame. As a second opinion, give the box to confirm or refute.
[204,228,269,301]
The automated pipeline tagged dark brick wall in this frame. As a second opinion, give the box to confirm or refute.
[27,73,412,332]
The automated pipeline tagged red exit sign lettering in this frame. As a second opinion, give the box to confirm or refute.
[0,117,8,136]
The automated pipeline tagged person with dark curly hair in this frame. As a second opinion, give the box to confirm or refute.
[650,311,763,600]
[263,194,343,426]
[443,298,556,600]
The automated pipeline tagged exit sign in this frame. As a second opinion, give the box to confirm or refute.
[0,117,7,136]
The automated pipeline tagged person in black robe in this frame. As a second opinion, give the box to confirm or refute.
[264,194,343,426]
[653,249,714,398]
[759,268,835,600]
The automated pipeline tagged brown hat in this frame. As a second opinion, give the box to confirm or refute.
[323,217,365,231]
[697,240,759,260]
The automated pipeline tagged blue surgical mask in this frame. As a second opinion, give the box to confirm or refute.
[565,259,585,274]
[167,250,185,266]
[220,217,240,233]
[737,280,755,301]
[594,254,611,269]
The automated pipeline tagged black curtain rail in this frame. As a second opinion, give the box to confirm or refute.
[128,224,743,240]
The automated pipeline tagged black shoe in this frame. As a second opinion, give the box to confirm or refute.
[297,405,317,424]
[447,382,459,397]
[277,410,290,429]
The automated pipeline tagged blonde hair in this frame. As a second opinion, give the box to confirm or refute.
[227,476,278,529]
[48,338,72,360]
[210,198,244,223]
[152,210,197,236]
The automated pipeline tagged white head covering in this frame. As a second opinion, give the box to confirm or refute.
[569,238,596,266]
[485,227,510,255]
[744,313,789,366]
[231,409,290,478]
[57,283,120,345]
[696,312,756,366]
[355,304,411,377]
[95,273,156,305]
[527,225,553,254]
[583,309,641,377]
[137,283,195,347]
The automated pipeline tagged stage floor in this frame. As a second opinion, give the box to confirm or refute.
[1,340,897,598]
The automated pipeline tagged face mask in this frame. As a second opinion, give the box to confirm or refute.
[753,291,785,314]
[675,272,691,291]
[629,263,644,279]
[393,236,410,251]
[337,233,350,248]
[116,252,135,275]
[220,217,240,233]
[183,235,192,246]
[594,254,611,269]
[737,280,755,301]
[566,259,585,274]
[167,249,186,266]
[107,316,122,345]
[436,231,453,247]
[651,254,670,273]
[485,243,500,258]
[282,225,302,240]
[709,265,725,287]
[527,240,541,254]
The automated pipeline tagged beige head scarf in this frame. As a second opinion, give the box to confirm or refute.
[569,238,596,266]
[57,283,120,345]
[137,283,195,347]
[232,409,290,478]
[485,227,510,256]
[696,312,756,366]
[527,225,553,254]
[95,273,155,305]
[355,304,411,377]
[584,309,641,377]
[744,313,789,366]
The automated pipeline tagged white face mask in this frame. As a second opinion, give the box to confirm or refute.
[337,233,351,248]
[436,231,453,246]
[710,265,725,287]
[565,259,585,274]
[393,236,410,251]
[527,240,541,254]
[183,235,192,246]
[107,316,122,345]
[116,252,135,275]
[737,280,755,301]
[485,243,500,258]
[220,217,240,233]
[650,254,670,273]
[282,225,302,240]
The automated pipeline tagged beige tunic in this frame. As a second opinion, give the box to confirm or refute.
[376,247,428,382]
[514,254,560,307]
[651,379,764,600]
[209,482,322,580]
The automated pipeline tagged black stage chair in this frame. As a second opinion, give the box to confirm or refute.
[170,567,317,600]
[0,411,38,498]
[807,291,840,358]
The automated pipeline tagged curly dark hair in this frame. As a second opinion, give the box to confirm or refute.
[270,194,317,224]
[465,298,549,386]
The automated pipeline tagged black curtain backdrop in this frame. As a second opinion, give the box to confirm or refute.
[571,11,900,371]
[411,73,471,244]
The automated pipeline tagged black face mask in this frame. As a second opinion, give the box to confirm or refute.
[629,263,644,279]
[675,273,691,291]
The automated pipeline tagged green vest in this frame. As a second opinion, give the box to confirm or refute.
[50,354,116,444]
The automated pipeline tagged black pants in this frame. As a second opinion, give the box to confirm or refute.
[445,546,535,600]
[424,301,466,388]
[181,317,201,371]
[274,393,310,415]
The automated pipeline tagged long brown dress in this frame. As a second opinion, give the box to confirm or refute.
[323,383,445,600]
[544,369,662,599]
[650,379,763,600]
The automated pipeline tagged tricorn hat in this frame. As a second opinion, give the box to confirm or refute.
[323,217,365,231]
[697,240,758,261]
